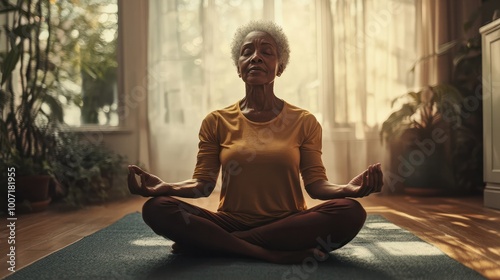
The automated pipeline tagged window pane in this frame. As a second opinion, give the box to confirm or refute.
[50,0,118,126]
[211,0,264,111]
[148,0,263,128]
[279,0,319,114]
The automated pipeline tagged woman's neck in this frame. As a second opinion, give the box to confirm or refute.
[239,84,284,122]
[241,84,280,112]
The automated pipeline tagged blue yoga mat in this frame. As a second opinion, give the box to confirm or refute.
[5,213,485,280]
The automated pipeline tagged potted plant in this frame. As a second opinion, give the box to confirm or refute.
[380,84,483,195]
[379,3,492,196]
[0,0,62,212]
[52,133,129,207]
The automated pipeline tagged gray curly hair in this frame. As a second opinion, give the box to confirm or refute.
[230,20,290,72]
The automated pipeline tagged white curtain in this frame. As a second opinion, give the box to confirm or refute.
[147,0,264,182]
[324,0,417,182]
[147,0,417,184]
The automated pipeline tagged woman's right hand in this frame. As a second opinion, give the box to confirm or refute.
[345,163,383,197]
[127,165,169,197]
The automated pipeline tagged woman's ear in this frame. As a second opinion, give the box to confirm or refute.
[277,64,284,77]
[237,67,241,77]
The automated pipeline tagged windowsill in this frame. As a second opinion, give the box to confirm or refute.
[60,125,133,134]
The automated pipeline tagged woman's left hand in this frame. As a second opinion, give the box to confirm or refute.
[127,165,169,197]
[345,163,383,197]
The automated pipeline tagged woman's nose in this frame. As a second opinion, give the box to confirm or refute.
[250,51,263,63]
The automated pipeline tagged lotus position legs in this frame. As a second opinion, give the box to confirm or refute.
[142,196,366,264]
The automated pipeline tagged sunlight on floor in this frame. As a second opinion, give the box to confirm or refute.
[451,221,471,228]
[365,222,401,230]
[361,195,500,279]
[437,213,471,220]
[365,221,444,256]
[363,206,427,222]
[376,241,444,256]
[343,245,375,259]
[131,236,173,247]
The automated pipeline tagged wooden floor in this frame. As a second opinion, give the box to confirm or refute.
[1,193,499,279]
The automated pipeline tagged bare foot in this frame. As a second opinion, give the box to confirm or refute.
[171,242,204,255]
[171,242,183,254]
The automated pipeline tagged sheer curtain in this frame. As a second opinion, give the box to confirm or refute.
[414,0,482,86]
[323,0,417,182]
[147,1,264,181]
[147,0,417,184]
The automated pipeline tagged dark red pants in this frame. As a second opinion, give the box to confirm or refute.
[142,196,366,254]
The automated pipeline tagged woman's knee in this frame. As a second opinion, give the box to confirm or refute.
[318,198,367,230]
[319,198,366,216]
[345,199,367,230]
[142,196,178,226]
[329,199,366,248]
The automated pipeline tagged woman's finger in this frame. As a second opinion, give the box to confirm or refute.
[362,166,372,196]
[127,172,138,194]
[372,165,380,193]
[362,170,368,185]
[130,165,146,175]
[140,174,147,188]
[359,171,370,197]
[370,166,377,189]
[378,166,384,192]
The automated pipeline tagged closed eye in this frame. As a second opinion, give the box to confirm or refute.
[262,47,274,55]
[241,47,254,56]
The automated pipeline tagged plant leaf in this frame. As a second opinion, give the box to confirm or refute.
[1,43,21,86]
[0,6,18,14]
[0,88,9,110]
[12,23,36,39]
[40,92,64,122]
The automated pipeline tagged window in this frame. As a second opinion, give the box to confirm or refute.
[148,0,321,129]
[147,0,417,181]
[50,0,118,126]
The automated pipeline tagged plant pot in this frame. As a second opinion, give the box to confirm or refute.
[386,128,455,195]
[17,197,52,213]
[17,175,52,212]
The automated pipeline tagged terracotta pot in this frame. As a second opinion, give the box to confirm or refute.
[17,175,52,211]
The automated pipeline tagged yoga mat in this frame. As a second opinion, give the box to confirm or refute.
[5,213,485,280]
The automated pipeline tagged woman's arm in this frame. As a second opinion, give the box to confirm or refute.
[305,163,383,200]
[127,165,215,198]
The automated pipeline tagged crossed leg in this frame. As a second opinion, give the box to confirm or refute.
[231,199,367,252]
[141,196,366,264]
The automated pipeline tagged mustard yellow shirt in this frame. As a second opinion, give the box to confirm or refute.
[193,101,328,226]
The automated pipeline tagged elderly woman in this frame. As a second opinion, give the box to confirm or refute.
[128,20,383,264]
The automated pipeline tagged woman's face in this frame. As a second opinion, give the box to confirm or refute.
[237,31,282,85]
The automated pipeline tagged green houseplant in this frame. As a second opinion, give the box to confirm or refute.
[52,133,129,207]
[1,1,128,212]
[0,0,63,212]
[380,3,493,196]
[380,84,483,195]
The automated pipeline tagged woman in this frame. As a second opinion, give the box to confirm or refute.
[128,20,383,264]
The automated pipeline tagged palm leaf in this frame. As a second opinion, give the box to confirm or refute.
[380,103,417,143]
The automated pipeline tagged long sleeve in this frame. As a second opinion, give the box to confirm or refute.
[192,113,221,184]
[299,114,328,186]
